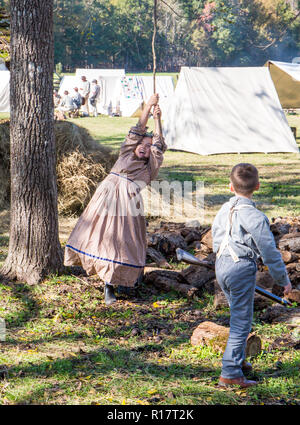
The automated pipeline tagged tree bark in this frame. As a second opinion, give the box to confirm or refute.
[1,0,63,284]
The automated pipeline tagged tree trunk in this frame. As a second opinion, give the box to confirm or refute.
[1,0,63,284]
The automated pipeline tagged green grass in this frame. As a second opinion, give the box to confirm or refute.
[0,111,299,406]
[63,112,300,224]
[0,276,299,405]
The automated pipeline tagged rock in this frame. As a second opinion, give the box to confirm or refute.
[131,328,140,337]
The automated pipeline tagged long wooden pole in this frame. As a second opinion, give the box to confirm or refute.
[152,0,163,136]
[152,0,157,94]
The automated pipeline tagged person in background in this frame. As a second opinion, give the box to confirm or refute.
[57,90,77,117]
[89,79,101,117]
[53,90,61,108]
[80,75,90,116]
[72,87,82,110]
[53,90,64,120]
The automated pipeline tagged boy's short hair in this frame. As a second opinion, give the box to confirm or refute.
[230,163,259,195]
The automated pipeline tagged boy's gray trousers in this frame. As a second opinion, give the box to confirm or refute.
[215,255,257,379]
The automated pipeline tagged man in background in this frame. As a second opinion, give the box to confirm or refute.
[72,87,82,110]
[89,79,101,117]
[80,75,90,116]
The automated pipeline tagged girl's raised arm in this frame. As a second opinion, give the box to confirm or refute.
[138,94,159,130]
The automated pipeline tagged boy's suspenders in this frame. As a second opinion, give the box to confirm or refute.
[216,204,256,263]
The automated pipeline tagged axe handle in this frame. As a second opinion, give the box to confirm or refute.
[255,285,292,307]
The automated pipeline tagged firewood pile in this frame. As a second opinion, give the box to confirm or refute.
[144,217,300,307]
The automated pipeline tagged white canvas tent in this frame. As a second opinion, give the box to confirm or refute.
[0,70,10,113]
[114,75,174,117]
[164,66,299,155]
[139,75,174,118]
[75,68,125,79]
[59,74,120,115]
[75,69,126,115]
[265,60,300,109]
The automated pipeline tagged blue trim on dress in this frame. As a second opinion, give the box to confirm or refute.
[66,244,144,269]
[110,171,135,184]
[109,172,141,189]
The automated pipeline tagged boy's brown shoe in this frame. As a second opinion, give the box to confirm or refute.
[218,376,258,388]
[241,360,253,374]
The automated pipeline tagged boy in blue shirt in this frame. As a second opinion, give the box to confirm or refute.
[212,163,292,388]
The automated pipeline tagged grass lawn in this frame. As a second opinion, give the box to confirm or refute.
[0,111,299,406]
[65,112,300,224]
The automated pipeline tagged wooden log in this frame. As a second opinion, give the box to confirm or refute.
[190,321,262,357]
[146,231,187,256]
[286,262,298,272]
[146,247,171,268]
[287,289,300,304]
[280,250,299,264]
[144,270,198,298]
[278,233,300,253]
[213,280,228,309]
[180,265,215,288]
[184,230,203,245]
[187,241,202,250]
[255,271,275,289]
[201,229,213,250]
[157,232,188,255]
[213,280,272,311]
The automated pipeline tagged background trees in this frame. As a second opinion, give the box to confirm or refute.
[2,0,300,71]
[51,0,300,72]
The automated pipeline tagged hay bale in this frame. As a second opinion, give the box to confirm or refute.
[0,120,118,215]
[57,149,107,215]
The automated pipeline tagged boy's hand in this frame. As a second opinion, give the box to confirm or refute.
[153,105,161,119]
[148,94,159,107]
[283,280,292,296]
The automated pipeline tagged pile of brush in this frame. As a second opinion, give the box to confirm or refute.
[0,120,118,215]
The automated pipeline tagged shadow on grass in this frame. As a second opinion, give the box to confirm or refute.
[3,337,221,405]
[0,280,41,329]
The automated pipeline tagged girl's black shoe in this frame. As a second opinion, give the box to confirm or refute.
[105,284,117,305]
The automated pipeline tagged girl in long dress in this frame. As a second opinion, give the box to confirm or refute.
[64,94,167,305]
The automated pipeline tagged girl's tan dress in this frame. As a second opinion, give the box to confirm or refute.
[64,124,167,287]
